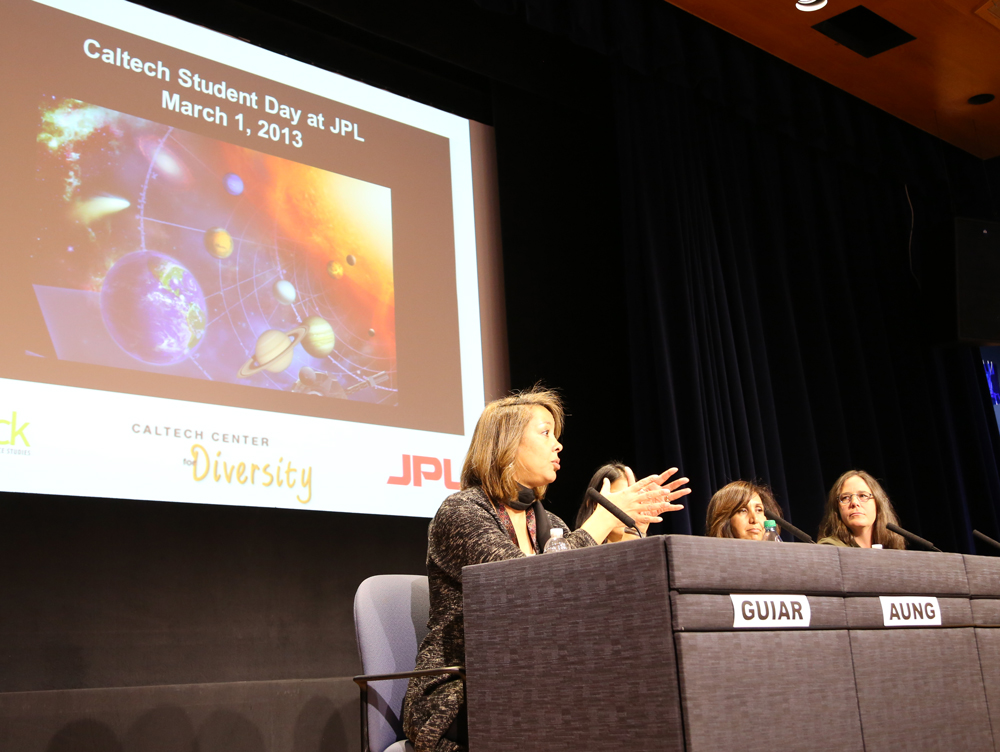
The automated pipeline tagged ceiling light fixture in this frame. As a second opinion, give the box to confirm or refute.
[796,0,828,11]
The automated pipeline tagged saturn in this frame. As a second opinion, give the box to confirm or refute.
[237,326,308,378]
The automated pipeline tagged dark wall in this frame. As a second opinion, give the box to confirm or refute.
[0,490,429,749]
[0,493,430,692]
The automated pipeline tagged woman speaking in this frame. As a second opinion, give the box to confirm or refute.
[402,387,689,752]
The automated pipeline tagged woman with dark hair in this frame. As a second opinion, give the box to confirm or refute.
[402,387,690,752]
[575,462,629,534]
[817,469,905,549]
[575,462,689,541]
[705,480,782,540]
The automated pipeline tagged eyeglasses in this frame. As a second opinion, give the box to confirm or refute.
[838,492,874,505]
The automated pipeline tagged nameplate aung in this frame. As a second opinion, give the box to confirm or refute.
[878,596,941,627]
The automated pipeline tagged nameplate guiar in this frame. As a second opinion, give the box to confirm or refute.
[730,594,811,628]
[878,596,941,627]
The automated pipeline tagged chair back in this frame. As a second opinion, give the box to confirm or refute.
[354,574,430,752]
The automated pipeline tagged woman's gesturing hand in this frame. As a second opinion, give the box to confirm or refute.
[601,467,690,527]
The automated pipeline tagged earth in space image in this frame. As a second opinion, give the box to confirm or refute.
[31,97,396,405]
[100,250,207,366]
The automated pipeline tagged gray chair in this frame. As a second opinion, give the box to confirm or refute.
[353,574,465,752]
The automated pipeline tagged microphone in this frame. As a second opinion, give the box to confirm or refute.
[973,529,1000,552]
[763,510,815,544]
[586,488,642,538]
[886,522,943,552]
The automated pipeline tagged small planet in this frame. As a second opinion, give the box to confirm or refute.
[273,279,296,305]
[224,172,244,196]
[301,315,335,358]
[368,328,375,338]
[326,261,344,280]
[204,227,233,259]
[346,254,357,266]
[237,326,307,378]
[299,366,316,384]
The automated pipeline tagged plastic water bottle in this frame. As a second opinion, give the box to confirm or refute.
[764,520,783,542]
[543,527,571,553]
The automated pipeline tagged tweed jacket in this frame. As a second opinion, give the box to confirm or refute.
[402,486,597,752]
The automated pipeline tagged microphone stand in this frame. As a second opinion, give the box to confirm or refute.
[586,488,643,539]
[973,529,1000,553]
[763,510,815,544]
[886,522,943,552]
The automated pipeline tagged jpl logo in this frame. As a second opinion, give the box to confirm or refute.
[388,454,460,489]
[0,412,30,446]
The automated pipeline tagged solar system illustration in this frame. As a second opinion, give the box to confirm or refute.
[32,97,397,406]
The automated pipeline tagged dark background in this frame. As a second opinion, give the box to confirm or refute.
[2,0,1000,749]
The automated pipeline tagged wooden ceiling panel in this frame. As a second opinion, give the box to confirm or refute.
[666,0,1000,157]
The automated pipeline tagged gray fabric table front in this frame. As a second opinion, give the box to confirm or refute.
[966,553,1000,748]
[837,548,992,752]
[666,536,859,752]
[461,536,1000,751]
[464,537,683,752]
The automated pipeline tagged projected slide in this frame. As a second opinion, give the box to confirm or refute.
[0,0,501,517]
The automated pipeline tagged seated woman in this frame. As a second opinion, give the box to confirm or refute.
[402,387,689,752]
[817,469,904,549]
[705,480,782,540]
[575,462,690,542]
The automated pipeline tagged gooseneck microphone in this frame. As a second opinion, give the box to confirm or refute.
[763,510,815,544]
[886,522,943,552]
[973,530,1000,552]
[586,488,643,539]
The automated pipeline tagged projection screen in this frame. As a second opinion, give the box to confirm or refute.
[0,0,507,517]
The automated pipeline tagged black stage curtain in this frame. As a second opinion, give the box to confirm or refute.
[615,69,1000,550]
[473,0,1000,550]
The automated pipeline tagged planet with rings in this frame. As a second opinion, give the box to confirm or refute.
[237,326,307,378]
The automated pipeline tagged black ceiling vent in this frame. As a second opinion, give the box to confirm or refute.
[812,6,916,58]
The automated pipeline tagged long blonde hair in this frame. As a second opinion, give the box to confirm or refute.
[817,470,905,549]
[461,386,564,504]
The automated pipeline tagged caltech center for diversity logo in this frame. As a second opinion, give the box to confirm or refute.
[1,411,31,455]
